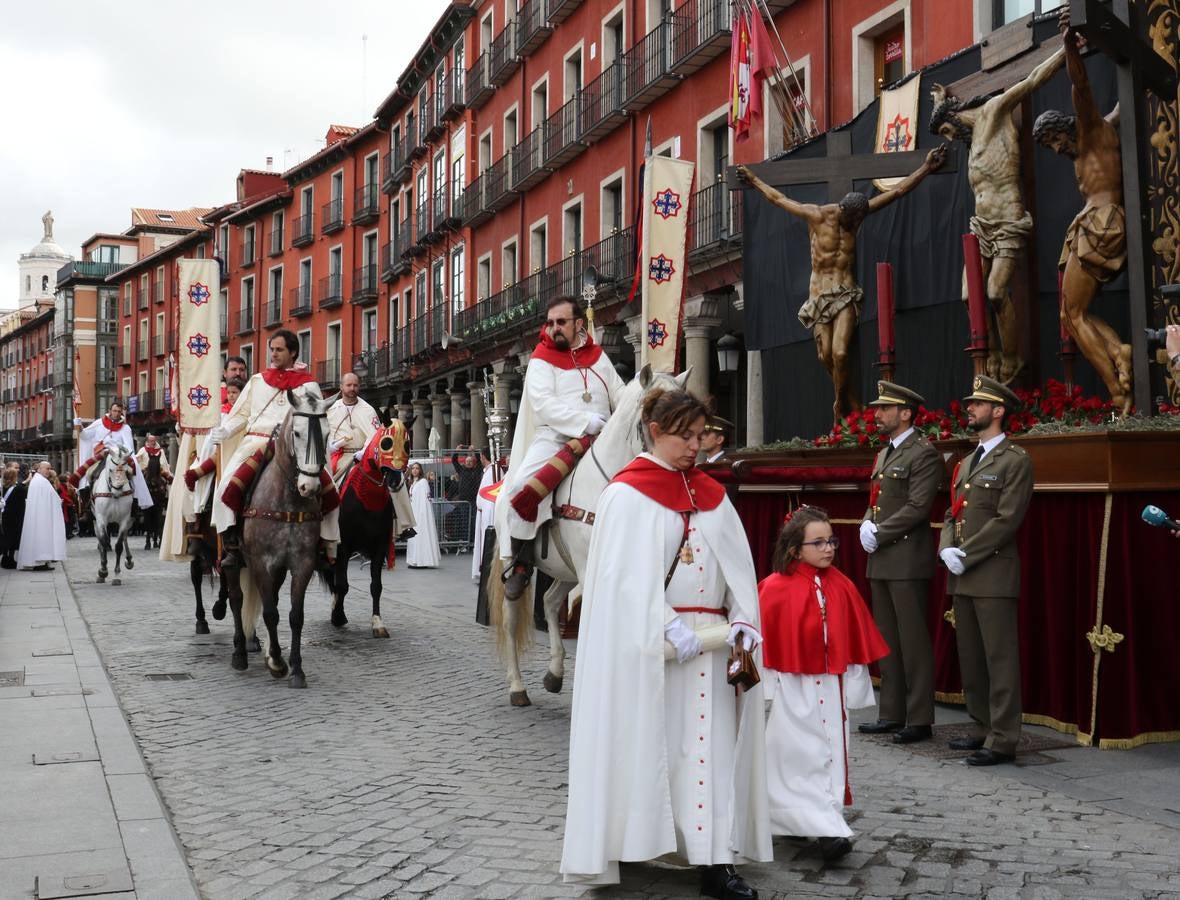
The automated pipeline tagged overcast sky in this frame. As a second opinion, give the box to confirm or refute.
[0,0,452,309]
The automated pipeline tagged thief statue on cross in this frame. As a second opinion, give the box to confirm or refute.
[738,145,946,423]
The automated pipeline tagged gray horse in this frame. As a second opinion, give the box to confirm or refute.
[224,389,333,688]
[92,444,136,585]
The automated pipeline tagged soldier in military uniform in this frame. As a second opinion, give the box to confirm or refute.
[938,376,1034,766]
[858,381,943,744]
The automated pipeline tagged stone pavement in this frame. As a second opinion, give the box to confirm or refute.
[2,541,1179,899]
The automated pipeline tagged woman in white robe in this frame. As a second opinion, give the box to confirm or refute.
[18,465,67,570]
[561,388,770,899]
[405,463,441,568]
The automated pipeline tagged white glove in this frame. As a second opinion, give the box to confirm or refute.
[327,439,342,453]
[584,413,608,436]
[208,426,227,445]
[353,449,364,461]
[664,617,702,663]
[940,547,967,576]
[726,622,762,651]
[73,417,83,427]
[859,520,879,553]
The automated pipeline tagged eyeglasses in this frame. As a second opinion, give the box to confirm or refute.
[545,317,571,327]
[801,537,840,550]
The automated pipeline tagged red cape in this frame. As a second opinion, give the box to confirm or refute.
[530,325,604,370]
[143,446,162,456]
[611,456,725,513]
[758,564,889,674]
[261,367,316,390]
[101,415,125,432]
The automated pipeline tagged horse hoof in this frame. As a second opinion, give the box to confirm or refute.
[111,578,122,586]
[268,660,289,679]
[125,560,134,570]
[96,576,105,584]
[331,611,348,628]
[195,620,210,635]
[543,672,563,694]
[372,626,390,639]
[510,691,532,707]
[289,673,307,689]
[249,635,262,653]
[231,651,248,671]
[211,600,227,621]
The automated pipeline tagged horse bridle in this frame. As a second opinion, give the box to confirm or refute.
[290,409,328,477]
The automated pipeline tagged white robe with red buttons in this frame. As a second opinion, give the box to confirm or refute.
[560,471,771,885]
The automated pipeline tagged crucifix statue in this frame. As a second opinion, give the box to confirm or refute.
[736,144,946,421]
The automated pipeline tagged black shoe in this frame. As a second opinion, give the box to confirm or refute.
[965,748,1014,766]
[892,725,933,744]
[816,836,853,862]
[948,736,986,751]
[700,864,757,900]
[503,566,531,601]
[858,719,902,734]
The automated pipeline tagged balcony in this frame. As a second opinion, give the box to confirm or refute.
[137,339,148,361]
[57,260,127,282]
[137,288,149,311]
[292,212,314,247]
[432,191,457,234]
[688,181,743,261]
[268,226,284,256]
[134,391,155,415]
[465,52,494,110]
[237,303,255,334]
[353,183,380,225]
[439,69,465,121]
[219,314,229,341]
[316,359,341,390]
[153,334,165,357]
[241,236,257,267]
[290,284,313,317]
[97,367,115,384]
[413,200,434,247]
[38,420,53,437]
[511,126,547,193]
[264,294,283,327]
[322,198,344,234]
[484,155,516,214]
[670,0,731,75]
[318,273,343,309]
[460,173,492,227]
[579,63,626,142]
[121,345,131,366]
[153,279,164,304]
[489,21,519,86]
[450,281,533,345]
[352,264,379,306]
[409,312,431,357]
[622,21,679,111]
[543,95,585,168]
[516,0,552,56]
[420,94,445,144]
[545,0,582,26]
[382,138,412,193]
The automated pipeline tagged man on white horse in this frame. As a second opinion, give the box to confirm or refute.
[209,330,339,569]
[500,295,625,600]
[77,400,154,509]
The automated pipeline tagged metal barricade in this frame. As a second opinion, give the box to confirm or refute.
[432,499,472,553]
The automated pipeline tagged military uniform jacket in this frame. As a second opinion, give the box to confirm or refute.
[938,438,1034,599]
[863,431,943,580]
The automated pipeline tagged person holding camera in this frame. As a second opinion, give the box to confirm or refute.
[1166,324,1180,386]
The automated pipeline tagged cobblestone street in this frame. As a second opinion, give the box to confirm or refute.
[17,541,1180,899]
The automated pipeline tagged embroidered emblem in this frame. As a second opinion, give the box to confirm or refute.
[186,333,211,358]
[187,385,212,409]
[647,318,669,349]
[648,254,675,284]
[652,188,683,220]
[881,113,912,152]
[188,283,211,306]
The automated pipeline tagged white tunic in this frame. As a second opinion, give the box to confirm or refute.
[17,473,66,568]
[135,447,172,479]
[560,470,772,885]
[471,464,496,581]
[327,397,381,471]
[500,349,625,547]
[405,478,440,568]
[764,575,877,839]
[79,418,153,507]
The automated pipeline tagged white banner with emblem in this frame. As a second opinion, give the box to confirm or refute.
[639,155,695,373]
[176,259,221,432]
[873,74,921,191]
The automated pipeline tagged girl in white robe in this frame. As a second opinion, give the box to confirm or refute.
[405,463,441,568]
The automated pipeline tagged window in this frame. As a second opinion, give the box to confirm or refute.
[502,240,518,288]
[563,201,583,258]
[327,323,341,368]
[123,283,132,316]
[299,258,313,307]
[139,371,149,394]
[479,131,493,171]
[268,266,283,321]
[362,310,377,351]
[122,377,131,400]
[96,244,121,264]
[504,107,518,153]
[219,288,229,338]
[477,254,492,300]
[329,246,343,278]
[765,61,812,156]
[155,313,165,355]
[453,36,465,95]
[218,224,229,259]
[530,220,548,273]
[241,343,254,374]
[874,24,905,95]
[389,296,400,342]
[271,211,285,253]
[480,11,493,52]
[450,247,465,314]
[992,0,1061,28]
[241,276,255,330]
[433,149,447,200]
[298,329,312,364]
[603,7,625,64]
[432,258,445,308]
[451,126,466,201]
[531,78,548,130]
[330,170,343,202]
[364,153,378,189]
[564,46,583,101]
[414,271,427,316]
[158,213,174,223]
[243,224,256,261]
[601,171,624,236]
[155,366,165,390]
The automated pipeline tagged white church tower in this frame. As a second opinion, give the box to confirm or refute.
[18,210,71,308]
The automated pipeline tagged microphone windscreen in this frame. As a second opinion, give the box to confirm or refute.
[1142,505,1169,527]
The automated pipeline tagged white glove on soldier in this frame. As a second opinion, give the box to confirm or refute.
[208,426,227,445]
[584,413,608,436]
[726,622,762,651]
[859,520,879,553]
[940,547,967,576]
[665,617,702,663]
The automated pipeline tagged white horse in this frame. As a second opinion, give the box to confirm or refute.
[490,366,690,706]
[92,444,136,585]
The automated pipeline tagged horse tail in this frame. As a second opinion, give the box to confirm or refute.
[488,556,534,660]
[316,560,335,597]
[241,569,260,642]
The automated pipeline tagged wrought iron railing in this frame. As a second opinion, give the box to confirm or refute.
[269,225,284,256]
[318,273,343,309]
[516,0,552,54]
[316,359,341,388]
[290,284,313,317]
[622,20,675,109]
[354,183,380,223]
[292,212,314,246]
[237,302,255,334]
[322,198,344,234]
[265,294,283,327]
[543,95,583,166]
[465,52,493,108]
[352,264,379,304]
[688,181,744,256]
[489,20,518,84]
[670,0,731,70]
[241,237,256,266]
[579,62,624,140]
[511,126,545,191]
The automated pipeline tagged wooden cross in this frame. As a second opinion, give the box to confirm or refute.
[724,130,953,197]
[1069,0,1177,415]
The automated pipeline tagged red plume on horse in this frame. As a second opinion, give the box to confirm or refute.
[323,414,412,638]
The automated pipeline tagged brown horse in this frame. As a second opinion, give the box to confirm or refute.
[224,389,333,688]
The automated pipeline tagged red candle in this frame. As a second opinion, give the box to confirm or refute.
[876,262,895,359]
[962,234,989,349]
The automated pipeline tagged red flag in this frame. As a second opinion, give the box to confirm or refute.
[729,7,776,144]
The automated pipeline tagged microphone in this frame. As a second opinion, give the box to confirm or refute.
[1141,505,1180,532]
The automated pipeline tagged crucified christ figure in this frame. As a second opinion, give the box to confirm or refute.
[930,44,1065,384]
[737,145,946,423]
[1034,9,1130,414]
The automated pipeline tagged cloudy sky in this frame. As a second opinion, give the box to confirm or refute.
[0,0,452,308]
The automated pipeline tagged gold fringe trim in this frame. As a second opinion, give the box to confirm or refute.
[1086,493,1114,743]
[934,690,965,704]
[1098,729,1180,750]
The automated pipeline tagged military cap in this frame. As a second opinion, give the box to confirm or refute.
[963,375,1020,410]
[704,415,734,434]
[868,380,925,407]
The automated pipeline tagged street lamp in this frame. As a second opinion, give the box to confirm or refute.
[716,333,742,374]
[353,349,373,380]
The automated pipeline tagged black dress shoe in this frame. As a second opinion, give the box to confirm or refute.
[700,864,757,900]
[816,836,854,862]
[948,736,986,751]
[857,719,902,734]
[965,748,1015,766]
[892,725,933,744]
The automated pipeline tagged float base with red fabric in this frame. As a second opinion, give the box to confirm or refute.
[706,431,1180,750]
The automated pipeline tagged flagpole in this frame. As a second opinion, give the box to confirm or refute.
[751,0,817,139]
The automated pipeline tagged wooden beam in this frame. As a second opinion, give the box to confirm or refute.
[1070,0,1177,99]
[949,39,1058,101]
[727,146,950,198]
[980,12,1035,72]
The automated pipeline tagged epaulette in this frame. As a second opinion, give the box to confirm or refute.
[1008,443,1028,456]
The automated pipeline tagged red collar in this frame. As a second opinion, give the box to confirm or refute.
[143,446,161,456]
[221,402,234,414]
[261,368,316,390]
[530,325,604,370]
[611,456,725,512]
[102,415,125,432]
